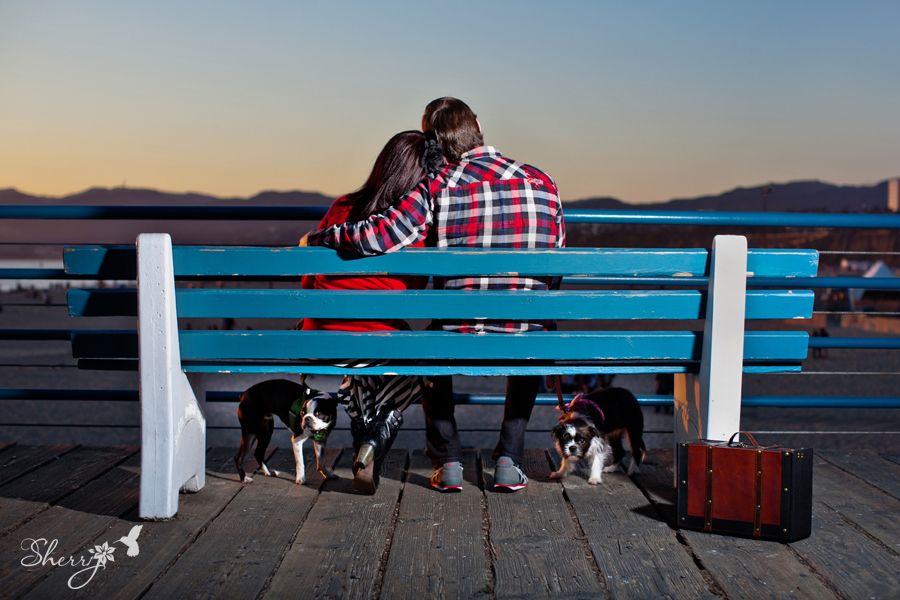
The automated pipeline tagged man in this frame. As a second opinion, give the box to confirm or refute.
[306,97,565,492]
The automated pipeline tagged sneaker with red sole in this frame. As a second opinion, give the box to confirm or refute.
[429,461,464,492]
[493,456,528,492]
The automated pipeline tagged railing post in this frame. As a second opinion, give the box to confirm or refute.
[137,233,206,520]
[674,235,748,451]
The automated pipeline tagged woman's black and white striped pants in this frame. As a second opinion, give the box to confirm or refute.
[342,375,423,425]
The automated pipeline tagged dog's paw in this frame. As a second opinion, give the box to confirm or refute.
[241,475,254,484]
[318,468,337,480]
[294,477,306,486]
[602,464,620,473]
[587,476,603,485]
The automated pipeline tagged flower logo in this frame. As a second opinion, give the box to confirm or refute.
[87,542,116,568]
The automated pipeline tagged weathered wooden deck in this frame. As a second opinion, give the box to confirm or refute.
[0,443,898,599]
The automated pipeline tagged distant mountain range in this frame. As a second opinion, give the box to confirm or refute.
[565,179,895,213]
[0,186,333,207]
[1,179,896,260]
[0,177,896,212]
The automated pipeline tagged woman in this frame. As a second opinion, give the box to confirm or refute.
[300,130,442,493]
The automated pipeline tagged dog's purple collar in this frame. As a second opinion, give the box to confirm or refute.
[564,393,605,423]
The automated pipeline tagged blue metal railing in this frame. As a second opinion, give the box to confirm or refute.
[3,389,898,409]
[1,205,899,228]
[1,329,896,350]
[565,276,900,289]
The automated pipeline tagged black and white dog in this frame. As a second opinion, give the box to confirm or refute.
[235,378,338,485]
[550,387,646,484]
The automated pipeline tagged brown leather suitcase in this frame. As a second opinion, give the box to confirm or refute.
[676,432,813,542]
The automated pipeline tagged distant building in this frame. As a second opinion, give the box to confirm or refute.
[848,260,896,309]
[889,178,899,212]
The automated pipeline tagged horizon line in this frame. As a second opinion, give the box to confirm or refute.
[2,175,898,206]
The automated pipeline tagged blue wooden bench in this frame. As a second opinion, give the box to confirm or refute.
[64,233,818,518]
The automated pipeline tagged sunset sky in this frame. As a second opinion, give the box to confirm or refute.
[2,1,899,203]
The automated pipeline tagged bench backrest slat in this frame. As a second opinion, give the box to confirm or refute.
[178,330,810,362]
[64,246,819,279]
[179,363,803,376]
[70,330,809,362]
[67,288,815,320]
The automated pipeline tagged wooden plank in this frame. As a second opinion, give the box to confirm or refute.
[176,330,809,361]
[175,246,716,278]
[553,451,716,599]
[263,448,407,600]
[18,448,249,600]
[143,446,340,600]
[482,449,605,598]
[790,502,900,600]
[56,453,141,516]
[635,450,839,600]
[0,446,136,505]
[74,329,809,362]
[380,450,491,599]
[64,245,819,278]
[66,245,708,278]
[0,505,123,596]
[163,288,812,320]
[0,441,15,454]
[808,453,900,550]
[881,453,900,467]
[818,450,900,500]
[0,444,77,487]
[0,498,47,538]
[0,446,127,534]
[64,245,137,279]
[0,453,140,597]
[185,364,801,376]
[67,288,137,317]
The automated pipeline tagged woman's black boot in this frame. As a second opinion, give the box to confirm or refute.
[349,416,368,473]
[353,409,403,494]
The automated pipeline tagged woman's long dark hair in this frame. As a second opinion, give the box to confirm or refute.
[346,130,438,222]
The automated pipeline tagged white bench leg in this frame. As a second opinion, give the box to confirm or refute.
[674,235,747,450]
[137,233,206,519]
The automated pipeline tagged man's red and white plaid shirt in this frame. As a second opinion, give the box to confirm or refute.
[308,145,566,333]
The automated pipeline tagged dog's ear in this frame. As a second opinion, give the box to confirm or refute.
[588,424,601,439]
[319,396,338,412]
[551,423,566,439]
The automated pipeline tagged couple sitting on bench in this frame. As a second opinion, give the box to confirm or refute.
[299,97,566,494]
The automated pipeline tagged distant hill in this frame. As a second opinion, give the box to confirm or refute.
[567,179,895,213]
[0,179,895,259]
[0,186,333,207]
[1,178,895,212]
[0,187,338,256]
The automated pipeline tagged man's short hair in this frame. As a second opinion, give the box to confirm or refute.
[422,97,484,162]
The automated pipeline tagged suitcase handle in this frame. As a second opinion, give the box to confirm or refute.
[727,431,761,447]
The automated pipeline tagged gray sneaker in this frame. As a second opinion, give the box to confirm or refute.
[430,461,463,492]
[494,456,528,492]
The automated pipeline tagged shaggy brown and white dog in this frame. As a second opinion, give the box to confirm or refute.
[550,387,646,484]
